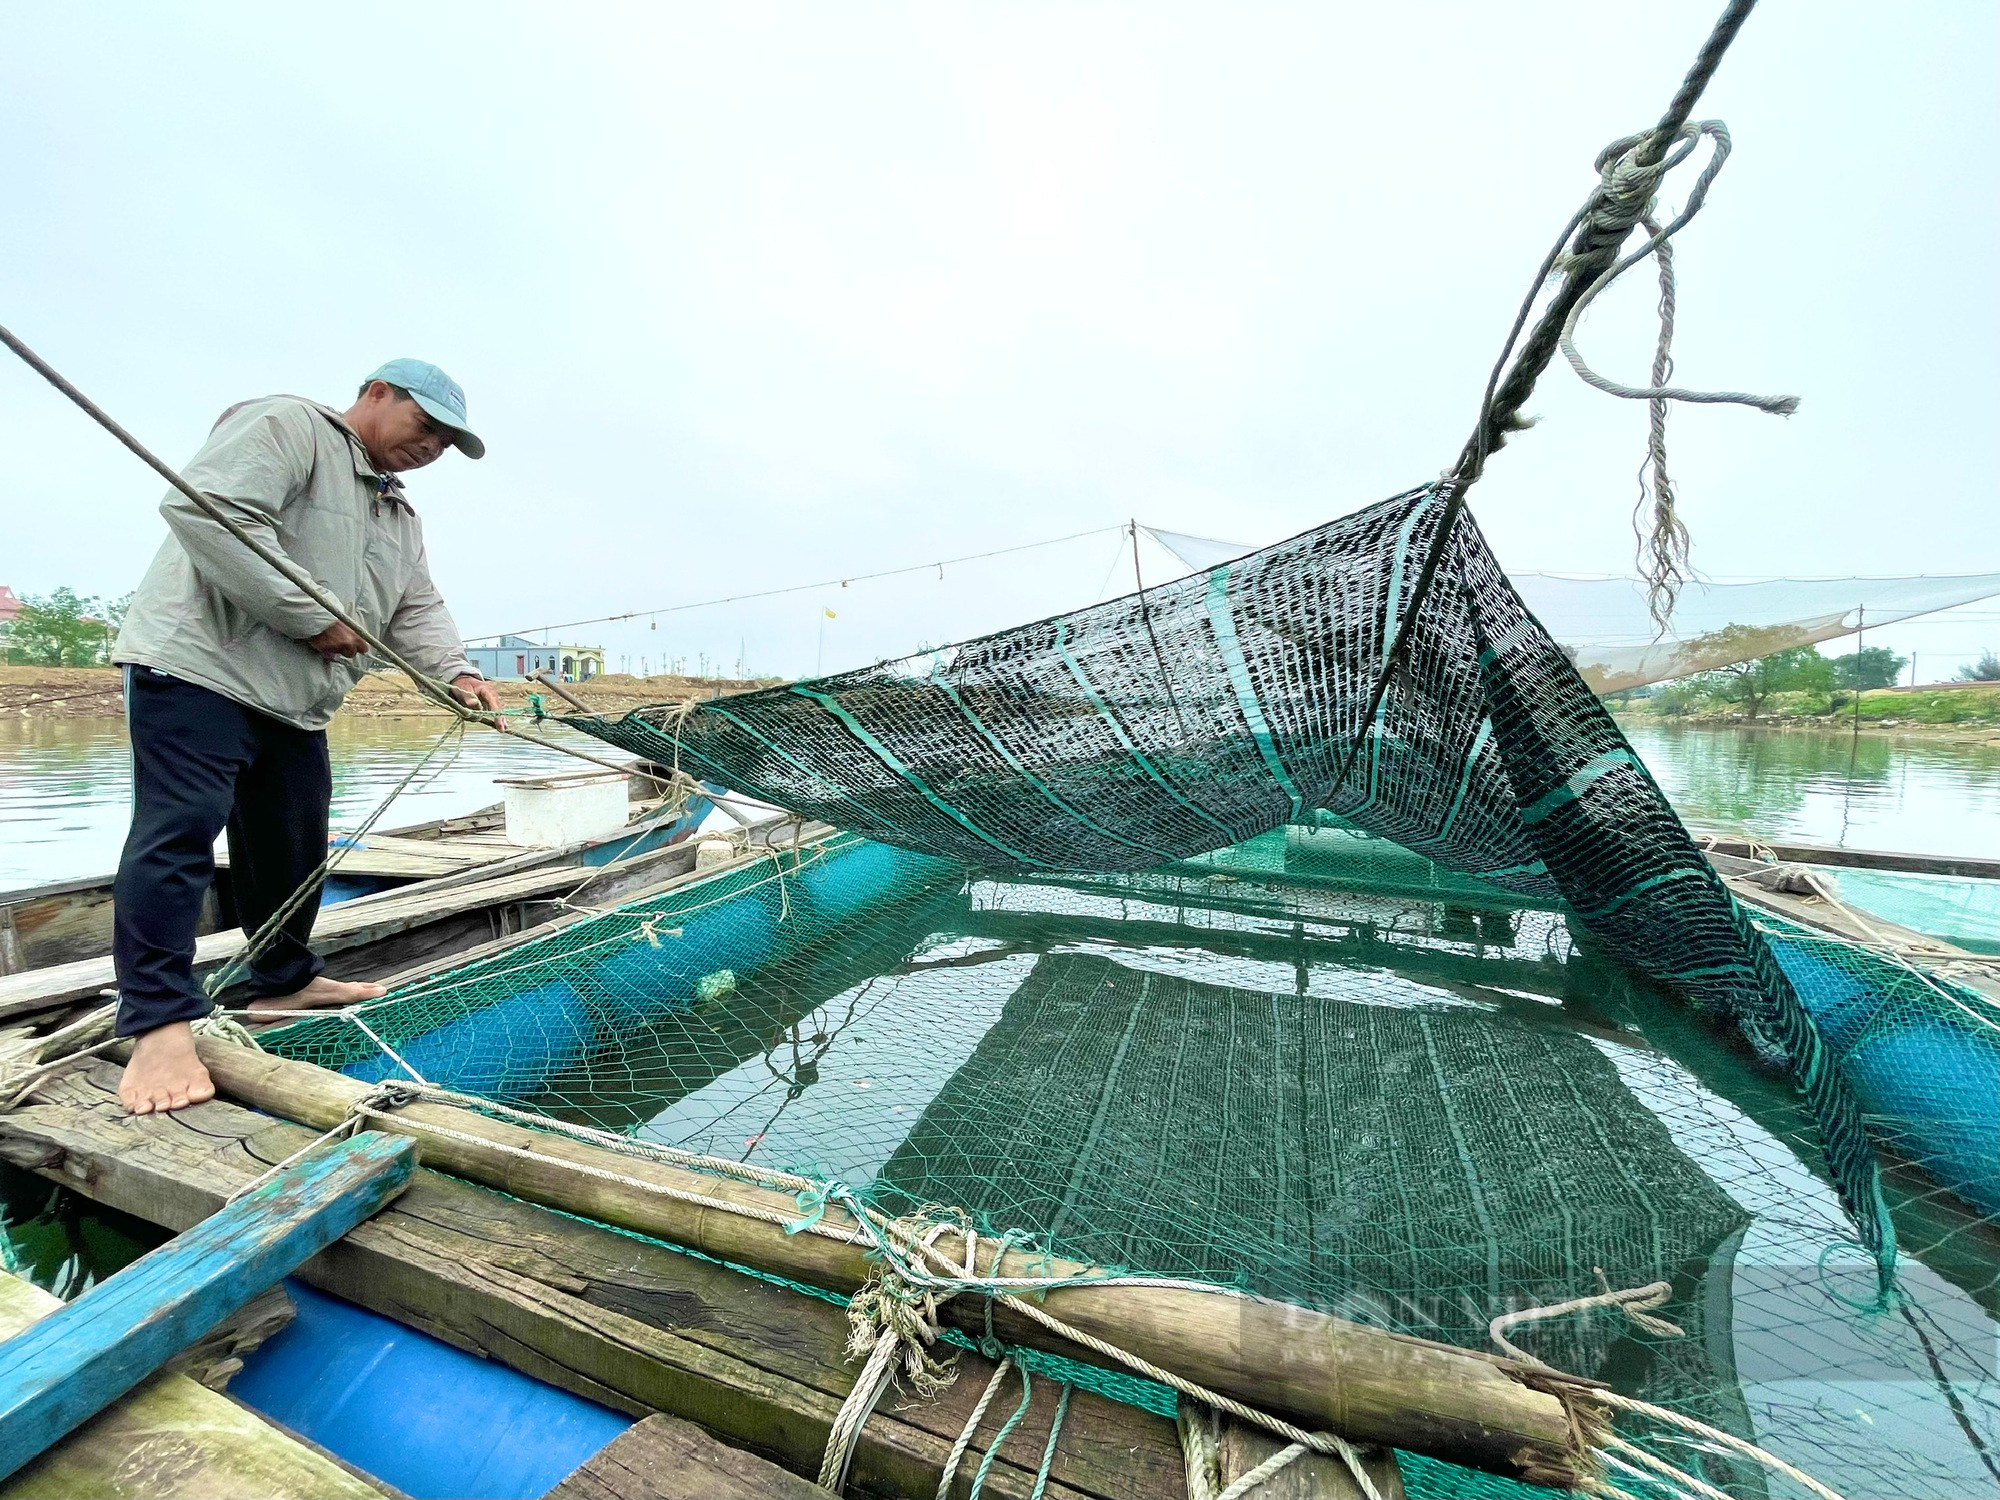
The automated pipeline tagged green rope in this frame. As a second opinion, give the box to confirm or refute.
[967,1363,1034,1500]
[1027,1383,1073,1500]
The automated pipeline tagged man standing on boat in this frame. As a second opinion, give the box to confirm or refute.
[109,361,503,1115]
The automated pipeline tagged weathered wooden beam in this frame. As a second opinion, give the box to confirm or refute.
[1698,835,2000,883]
[191,1039,1596,1488]
[0,818,827,1023]
[545,1413,829,1500]
[0,1131,415,1481]
[0,1269,382,1500]
[161,1285,296,1391]
[0,1064,1184,1500]
[1216,1414,1407,1500]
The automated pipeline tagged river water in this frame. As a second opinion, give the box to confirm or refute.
[4,716,1998,892]
[5,717,1999,1497]
[0,716,619,890]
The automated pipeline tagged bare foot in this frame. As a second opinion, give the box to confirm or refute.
[119,1022,216,1115]
[247,975,389,1015]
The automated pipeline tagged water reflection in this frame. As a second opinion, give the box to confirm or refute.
[6,714,1999,889]
[1622,722,2000,859]
[0,716,622,890]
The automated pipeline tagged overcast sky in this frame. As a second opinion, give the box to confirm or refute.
[2,2,1994,680]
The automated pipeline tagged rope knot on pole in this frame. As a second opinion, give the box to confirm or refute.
[1558,119,1802,629]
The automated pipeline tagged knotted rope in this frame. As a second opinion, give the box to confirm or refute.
[221,1079,423,1204]
[820,1215,972,1492]
[1491,1271,1849,1500]
[1556,121,1798,628]
[1328,0,1767,808]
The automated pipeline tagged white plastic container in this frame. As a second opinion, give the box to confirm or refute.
[496,771,630,848]
[694,837,737,870]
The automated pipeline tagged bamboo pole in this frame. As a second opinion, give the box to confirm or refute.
[193,1039,1601,1488]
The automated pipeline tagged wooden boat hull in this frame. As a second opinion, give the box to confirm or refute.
[0,784,717,982]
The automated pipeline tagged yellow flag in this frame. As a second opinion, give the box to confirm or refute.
[823,608,837,620]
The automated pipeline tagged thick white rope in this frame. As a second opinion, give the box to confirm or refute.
[0,1034,127,1110]
[818,1332,902,1493]
[1489,1274,1684,1365]
[1177,1400,1312,1500]
[1179,1403,1221,1500]
[1492,1272,1848,1500]
[934,1360,1017,1500]
[1219,1443,1308,1500]
[1604,1436,1736,1500]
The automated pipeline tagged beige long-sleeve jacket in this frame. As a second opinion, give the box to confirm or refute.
[112,396,478,730]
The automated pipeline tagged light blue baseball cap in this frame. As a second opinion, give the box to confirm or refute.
[363,358,485,459]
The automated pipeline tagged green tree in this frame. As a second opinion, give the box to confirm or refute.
[5,587,114,667]
[1831,646,1906,691]
[1957,650,2000,682]
[1650,680,1708,717]
[1704,646,1833,720]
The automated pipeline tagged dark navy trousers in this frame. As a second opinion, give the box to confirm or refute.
[112,667,330,1037]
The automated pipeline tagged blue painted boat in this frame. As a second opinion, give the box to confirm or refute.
[0,784,721,976]
[231,1283,632,1500]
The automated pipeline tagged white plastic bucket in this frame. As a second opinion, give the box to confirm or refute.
[496,771,630,847]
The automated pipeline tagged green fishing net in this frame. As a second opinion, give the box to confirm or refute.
[260,823,2000,1497]
[254,483,2000,1496]
[564,483,1892,1268]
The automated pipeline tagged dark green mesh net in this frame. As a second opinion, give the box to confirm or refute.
[563,484,1893,1269]
[253,484,2000,1497]
[259,824,2000,1497]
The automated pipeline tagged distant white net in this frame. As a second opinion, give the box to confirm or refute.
[1141,527,2000,692]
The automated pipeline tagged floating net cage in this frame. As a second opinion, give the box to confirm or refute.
[260,486,2000,1498]
[260,832,2000,1499]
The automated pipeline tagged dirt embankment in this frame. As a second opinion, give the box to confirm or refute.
[0,666,779,721]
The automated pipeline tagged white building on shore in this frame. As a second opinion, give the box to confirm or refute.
[464,634,605,682]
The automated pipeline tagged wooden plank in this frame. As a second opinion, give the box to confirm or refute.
[0,817,817,1022]
[189,1040,1592,1488]
[1215,1414,1406,1500]
[0,794,662,992]
[161,1285,296,1390]
[0,1064,1180,1500]
[0,1133,414,1481]
[321,822,833,995]
[0,1272,381,1500]
[1697,835,2000,883]
[0,883,224,975]
[544,1414,829,1500]
[0,848,660,1018]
